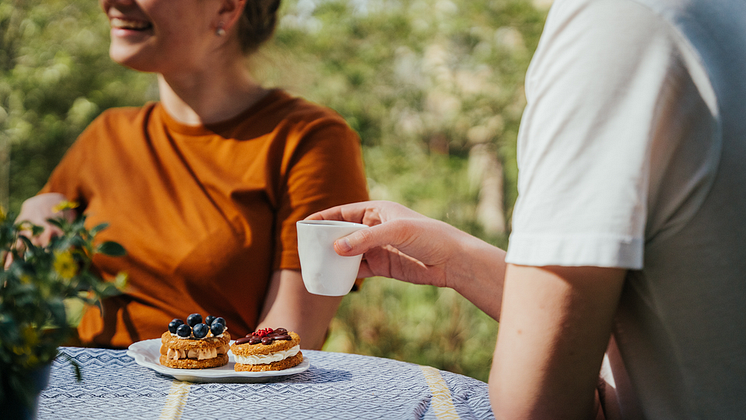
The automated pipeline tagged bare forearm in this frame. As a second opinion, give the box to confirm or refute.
[258,270,342,350]
[443,228,507,321]
[489,265,625,420]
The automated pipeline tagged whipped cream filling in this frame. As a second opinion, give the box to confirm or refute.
[235,345,300,365]
[164,344,228,361]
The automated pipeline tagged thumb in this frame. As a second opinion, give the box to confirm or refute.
[334,228,372,256]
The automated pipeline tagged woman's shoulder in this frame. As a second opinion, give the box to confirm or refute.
[89,102,159,129]
[264,90,348,125]
[71,103,161,153]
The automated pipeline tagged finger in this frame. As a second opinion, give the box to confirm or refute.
[3,252,12,270]
[37,226,62,247]
[306,201,376,224]
[333,220,413,257]
[22,224,62,248]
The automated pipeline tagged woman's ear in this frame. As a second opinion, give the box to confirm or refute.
[215,0,247,34]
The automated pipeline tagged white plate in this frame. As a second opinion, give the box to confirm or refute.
[126,338,310,383]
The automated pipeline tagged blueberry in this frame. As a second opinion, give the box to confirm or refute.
[193,323,208,339]
[213,317,225,327]
[205,315,216,326]
[176,324,192,338]
[186,313,203,327]
[210,322,225,336]
[168,319,184,334]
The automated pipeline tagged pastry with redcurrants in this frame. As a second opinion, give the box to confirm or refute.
[230,327,303,372]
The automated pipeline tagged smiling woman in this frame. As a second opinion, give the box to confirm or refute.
[103,0,224,76]
[15,0,369,351]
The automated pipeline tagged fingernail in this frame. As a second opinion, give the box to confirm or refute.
[336,238,352,253]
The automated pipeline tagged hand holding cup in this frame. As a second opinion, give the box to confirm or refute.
[296,220,369,296]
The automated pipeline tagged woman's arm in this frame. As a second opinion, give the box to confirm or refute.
[490,264,625,420]
[257,269,343,350]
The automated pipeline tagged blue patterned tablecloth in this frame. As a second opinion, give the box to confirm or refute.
[39,347,494,420]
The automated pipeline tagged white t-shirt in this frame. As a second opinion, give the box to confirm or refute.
[505,0,746,418]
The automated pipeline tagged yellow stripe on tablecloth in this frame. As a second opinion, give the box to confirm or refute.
[420,366,461,420]
[159,380,191,420]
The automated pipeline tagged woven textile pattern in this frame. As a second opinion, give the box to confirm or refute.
[38,347,494,419]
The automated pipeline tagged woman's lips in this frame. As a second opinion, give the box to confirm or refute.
[110,17,153,31]
[109,17,153,41]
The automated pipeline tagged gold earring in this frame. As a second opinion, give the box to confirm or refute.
[216,22,226,37]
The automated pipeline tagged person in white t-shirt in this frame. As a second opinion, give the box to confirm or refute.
[309,0,746,418]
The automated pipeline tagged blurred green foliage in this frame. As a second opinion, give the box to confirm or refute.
[0,0,156,212]
[0,0,548,382]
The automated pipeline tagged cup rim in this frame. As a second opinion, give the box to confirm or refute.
[296,220,369,229]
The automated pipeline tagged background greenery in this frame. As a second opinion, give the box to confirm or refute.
[0,0,548,382]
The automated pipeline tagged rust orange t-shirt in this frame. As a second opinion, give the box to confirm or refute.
[41,90,369,348]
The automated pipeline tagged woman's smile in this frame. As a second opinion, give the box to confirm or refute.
[109,17,153,39]
[110,17,152,31]
[100,0,218,74]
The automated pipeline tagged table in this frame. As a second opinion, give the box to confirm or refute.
[39,347,494,419]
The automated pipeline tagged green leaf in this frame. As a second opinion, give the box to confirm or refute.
[96,283,121,299]
[71,218,87,233]
[46,218,66,230]
[70,235,87,248]
[56,351,82,382]
[30,225,45,236]
[89,223,110,236]
[17,235,36,253]
[95,241,126,256]
[47,298,68,330]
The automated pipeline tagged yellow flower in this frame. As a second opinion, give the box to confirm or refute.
[52,200,79,213]
[54,250,78,279]
[0,205,5,223]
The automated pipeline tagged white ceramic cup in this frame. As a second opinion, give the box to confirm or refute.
[296,220,369,296]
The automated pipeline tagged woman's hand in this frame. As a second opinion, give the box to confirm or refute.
[4,193,75,268]
[307,201,507,319]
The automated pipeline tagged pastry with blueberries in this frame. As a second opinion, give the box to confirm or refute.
[230,328,303,372]
[159,313,231,369]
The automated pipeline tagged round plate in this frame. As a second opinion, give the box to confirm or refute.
[126,338,310,382]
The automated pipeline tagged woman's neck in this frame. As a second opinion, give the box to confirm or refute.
[157,59,267,126]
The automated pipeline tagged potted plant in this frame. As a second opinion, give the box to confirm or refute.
[0,201,127,419]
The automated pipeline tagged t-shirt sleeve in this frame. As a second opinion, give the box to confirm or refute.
[38,115,102,206]
[274,117,369,270]
[505,0,716,269]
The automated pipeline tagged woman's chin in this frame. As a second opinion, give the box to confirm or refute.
[109,48,158,73]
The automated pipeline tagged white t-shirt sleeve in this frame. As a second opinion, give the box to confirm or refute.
[505,0,715,269]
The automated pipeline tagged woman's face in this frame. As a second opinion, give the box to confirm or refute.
[100,0,222,74]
